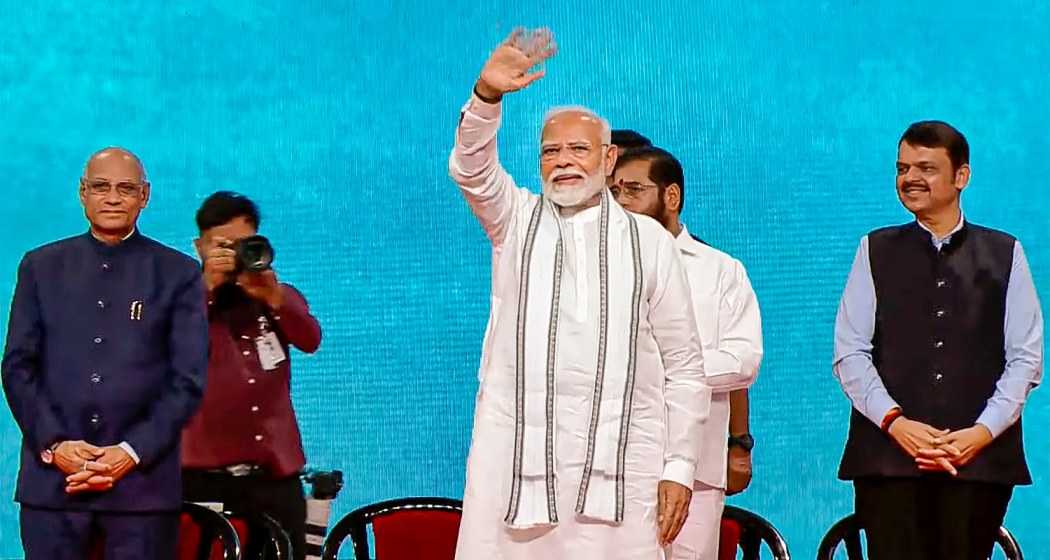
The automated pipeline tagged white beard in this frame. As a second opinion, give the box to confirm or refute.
[542,170,606,209]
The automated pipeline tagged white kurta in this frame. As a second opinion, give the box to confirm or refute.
[675,227,763,490]
[668,227,763,560]
[449,93,710,560]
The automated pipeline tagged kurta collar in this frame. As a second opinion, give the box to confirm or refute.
[675,224,702,255]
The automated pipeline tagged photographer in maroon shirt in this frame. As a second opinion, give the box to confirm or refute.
[181,191,322,560]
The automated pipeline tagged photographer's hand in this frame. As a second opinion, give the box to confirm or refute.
[203,236,237,292]
[238,270,283,310]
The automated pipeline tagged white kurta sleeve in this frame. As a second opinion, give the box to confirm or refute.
[702,259,764,392]
[647,232,710,487]
[448,92,530,247]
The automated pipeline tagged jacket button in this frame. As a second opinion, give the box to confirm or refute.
[90,373,102,384]
[93,337,103,344]
[254,434,264,442]
[101,263,111,271]
[936,279,947,288]
[933,340,944,349]
[97,300,106,310]
[934,372,944,381]
[935,309,945,318]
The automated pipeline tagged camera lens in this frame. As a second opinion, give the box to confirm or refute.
[235,235,274,272]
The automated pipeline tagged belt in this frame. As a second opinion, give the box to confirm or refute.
[204,463,266,477]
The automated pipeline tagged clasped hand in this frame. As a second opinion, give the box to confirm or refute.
[886,416,993,475]
[52,441,136,494]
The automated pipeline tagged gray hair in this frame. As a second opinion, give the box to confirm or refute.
[541,106,612,145]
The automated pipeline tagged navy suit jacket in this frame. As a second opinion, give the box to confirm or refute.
[1,230,208,511]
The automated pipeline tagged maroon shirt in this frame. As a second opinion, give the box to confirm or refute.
[181,282,321,478]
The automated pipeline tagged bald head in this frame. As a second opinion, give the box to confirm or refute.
[541,106,611,145]
[84,147,146,183]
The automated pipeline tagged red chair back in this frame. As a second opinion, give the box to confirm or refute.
[372,507,461,560]
[719,518,742,560]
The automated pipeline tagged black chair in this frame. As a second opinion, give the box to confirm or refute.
[322,497,463,560]
[816,513,1023,559]
[181,502,242,560]
[722,505,791,560]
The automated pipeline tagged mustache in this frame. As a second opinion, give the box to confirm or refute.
[547,170,587,182]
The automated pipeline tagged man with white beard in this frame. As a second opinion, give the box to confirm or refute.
[449,28,710,559]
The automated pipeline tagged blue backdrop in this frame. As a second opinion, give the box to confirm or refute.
[0,2,1046,558]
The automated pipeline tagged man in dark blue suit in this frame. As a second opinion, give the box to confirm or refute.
[1,147,208,560]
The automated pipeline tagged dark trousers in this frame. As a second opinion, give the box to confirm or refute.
[20,506,178,560]
[854,477,1013,560]
[183,469,306,560]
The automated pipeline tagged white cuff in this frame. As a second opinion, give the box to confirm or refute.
[118,441,141,464]
[661,459,696,488]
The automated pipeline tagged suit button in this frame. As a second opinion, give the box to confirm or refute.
[934,340,944,349]
[936,279,947,288]
[97,300,106,310]
[247,378,256,384]
[251,406,260,413]
[101,263,111,271]
[93,337,103,344]
[89,414,101,427]
[90,373,102,384]
[935,309,946,318]
[254,434,264,442]
[934,372,944,381]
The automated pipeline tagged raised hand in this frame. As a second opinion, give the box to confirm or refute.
[476,27,558,101]
[203,236,236,292]
[237,269,283,310]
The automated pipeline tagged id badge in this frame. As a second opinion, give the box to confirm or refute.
[255,331,287,371]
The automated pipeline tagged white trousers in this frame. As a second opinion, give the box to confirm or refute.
[666,482,725,560]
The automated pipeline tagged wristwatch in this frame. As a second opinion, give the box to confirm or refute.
[728,433,755,452]
[40,442,60,465]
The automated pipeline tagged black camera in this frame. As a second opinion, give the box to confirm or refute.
[302,469,344,500]
[229,235,275,273]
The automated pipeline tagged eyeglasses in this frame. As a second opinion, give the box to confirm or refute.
[609,180,659,200]
[82,179,145,197]
[540,142,608,162]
